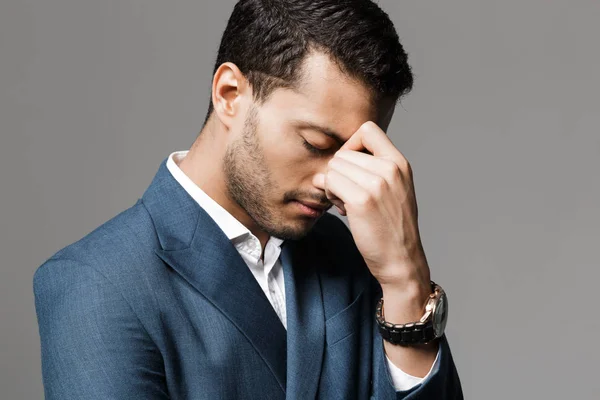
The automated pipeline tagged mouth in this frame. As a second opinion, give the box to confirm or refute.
[292,200,328,218]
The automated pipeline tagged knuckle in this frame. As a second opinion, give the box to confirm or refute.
[354,192,374,208]
[369,175,387,195]
[384,160,401,181]
[365,120,378,130]
[359,120,376,133]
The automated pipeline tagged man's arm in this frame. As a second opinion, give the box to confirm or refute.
[33,258,169,400]
[370,277,463,399]
[380,279,440,378]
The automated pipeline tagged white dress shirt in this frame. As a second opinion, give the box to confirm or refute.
[166,150,438,391]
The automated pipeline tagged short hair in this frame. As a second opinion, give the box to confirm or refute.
[202,0,414,128]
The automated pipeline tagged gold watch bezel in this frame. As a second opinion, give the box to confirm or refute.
[419,282,444,323]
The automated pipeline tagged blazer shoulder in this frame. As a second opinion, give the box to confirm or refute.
[35,199,161,287]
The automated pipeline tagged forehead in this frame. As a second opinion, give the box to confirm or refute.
[261,51,392,140]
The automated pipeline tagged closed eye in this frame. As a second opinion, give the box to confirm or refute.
[302,139,332,156]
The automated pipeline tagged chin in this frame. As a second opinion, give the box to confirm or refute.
[263,218,318,241]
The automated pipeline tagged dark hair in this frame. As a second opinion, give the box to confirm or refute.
[202,0,414,128]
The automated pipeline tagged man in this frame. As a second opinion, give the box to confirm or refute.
[33,0,462,398]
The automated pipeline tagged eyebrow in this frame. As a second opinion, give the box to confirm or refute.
[291,119,347,146]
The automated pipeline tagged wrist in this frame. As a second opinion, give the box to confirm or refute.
[377,257,431,296]
[380,281,432,325]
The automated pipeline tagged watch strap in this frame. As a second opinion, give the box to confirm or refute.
[375,280,439,345]
[375,298,437,344]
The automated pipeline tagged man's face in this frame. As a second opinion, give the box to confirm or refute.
[223,51,394,240]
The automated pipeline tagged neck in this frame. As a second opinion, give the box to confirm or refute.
[178,124,271,251]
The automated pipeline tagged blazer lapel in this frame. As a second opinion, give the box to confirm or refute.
[143,159,287,392]
[281,237,326,399]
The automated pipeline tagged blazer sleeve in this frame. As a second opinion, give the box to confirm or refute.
[33,258,169,400]
[369,279,464,400]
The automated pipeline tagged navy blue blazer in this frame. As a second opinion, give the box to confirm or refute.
[33,158,463,399]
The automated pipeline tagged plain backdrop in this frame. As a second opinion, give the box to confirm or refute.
[1,1,599,399]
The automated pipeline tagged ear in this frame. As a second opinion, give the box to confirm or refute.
[211,62,250,130]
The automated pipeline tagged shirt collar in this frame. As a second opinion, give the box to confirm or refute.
[166,150,285,248]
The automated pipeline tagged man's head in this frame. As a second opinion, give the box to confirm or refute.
[193,0,414,241]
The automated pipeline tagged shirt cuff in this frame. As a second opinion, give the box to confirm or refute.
[384,344,442,391]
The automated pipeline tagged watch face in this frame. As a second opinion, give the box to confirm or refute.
[433,292,448,337]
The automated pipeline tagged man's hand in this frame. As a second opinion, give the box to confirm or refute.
[313,121,438,378]
[313,120,431,295]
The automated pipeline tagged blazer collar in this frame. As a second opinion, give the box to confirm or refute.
[281,238,326,399]
[141,158,326,396]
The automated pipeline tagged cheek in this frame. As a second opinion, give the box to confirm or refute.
[261,130,305,168]
[263,143,316,191]
[257,122,318,186]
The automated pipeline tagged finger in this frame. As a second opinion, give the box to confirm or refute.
[313,172,346,214]
[328,156,386,195]
[322,168,370,210]
[334,149,403,183]
[329,198,346,215]
[340,121,407,165]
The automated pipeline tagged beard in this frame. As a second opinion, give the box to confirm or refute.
[222,105,320,241]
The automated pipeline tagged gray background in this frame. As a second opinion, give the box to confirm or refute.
[1,0,598,398]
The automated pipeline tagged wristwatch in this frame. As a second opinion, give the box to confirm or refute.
[375,280,448,345]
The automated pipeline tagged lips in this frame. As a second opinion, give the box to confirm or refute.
[292,200,328,218]
[296,201,329,211]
